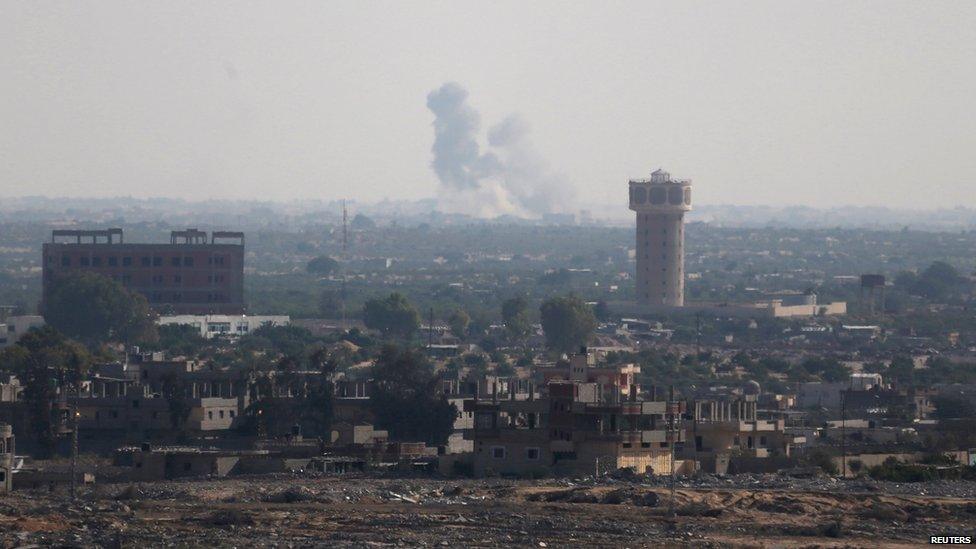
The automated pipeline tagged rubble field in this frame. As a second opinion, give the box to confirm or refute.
[1,474,974,547]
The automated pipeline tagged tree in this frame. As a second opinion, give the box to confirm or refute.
[448,309,470,339]
[593,300,611,322]
[931,395,976,420]
[908,261,964,301]
[800,357,847,383]
[306,255,340,275]
[160,372,192,431]
[299,346,344,435]
[369,345,457,445]
[318,289,342,318]
[8,326,90,457]
[43,272,157,344]
[362,293,420,339]
[351,213,376,230]
[501,295,532,342]
[887,355,915,387]
[156,324,207,357]
[540,295,596,353]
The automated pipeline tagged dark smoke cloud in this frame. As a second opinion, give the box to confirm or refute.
[426,82,573,217]
[425,83,500,191]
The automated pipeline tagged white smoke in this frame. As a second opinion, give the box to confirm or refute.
[426,83,573,218]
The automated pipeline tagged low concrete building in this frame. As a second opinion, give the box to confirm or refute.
[0,315,45,348]
[466,350,681,477]
[157,314,290,339]
[685,395,793,474]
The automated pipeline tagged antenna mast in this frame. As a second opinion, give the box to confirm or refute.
[340,200,348,333]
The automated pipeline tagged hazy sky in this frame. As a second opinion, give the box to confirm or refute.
[2,1,974,211]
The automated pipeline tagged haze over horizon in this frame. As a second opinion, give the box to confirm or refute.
[2,2,975,214]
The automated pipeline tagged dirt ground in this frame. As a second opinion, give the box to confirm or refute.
[0,475,973,547]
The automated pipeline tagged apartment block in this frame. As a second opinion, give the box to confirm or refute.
[42,228,245,314]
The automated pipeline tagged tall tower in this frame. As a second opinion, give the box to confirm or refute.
[629,169,692,306]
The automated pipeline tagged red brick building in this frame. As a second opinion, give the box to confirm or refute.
[42,228,245,314]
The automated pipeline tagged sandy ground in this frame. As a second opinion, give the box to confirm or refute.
[0,475,973,547]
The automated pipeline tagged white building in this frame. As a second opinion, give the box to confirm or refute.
[0,315,45,348]
[157,315,290,339]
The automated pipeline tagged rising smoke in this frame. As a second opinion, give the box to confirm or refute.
[426,83,573,217]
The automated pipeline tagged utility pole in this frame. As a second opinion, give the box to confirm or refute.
[840,386,847,478]
[668,385,677,521]
[70,403,78,499]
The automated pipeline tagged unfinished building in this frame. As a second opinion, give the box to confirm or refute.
[465,351,683,477]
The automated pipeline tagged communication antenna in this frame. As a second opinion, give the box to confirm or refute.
[342,200,348,254]
[340,200,348,333]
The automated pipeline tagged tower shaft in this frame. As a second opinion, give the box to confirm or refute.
[628,169,692,307]
[635,211,685,306]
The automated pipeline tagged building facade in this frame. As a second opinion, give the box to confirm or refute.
[42,228,245,314]
[465,352,682,477]
[157,314,290,339]
[628,169,692,306]
[0,424,14,493]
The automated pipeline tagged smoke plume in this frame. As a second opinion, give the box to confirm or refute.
[426,82,573,217]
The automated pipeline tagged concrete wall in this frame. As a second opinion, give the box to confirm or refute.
[472,439,551,477]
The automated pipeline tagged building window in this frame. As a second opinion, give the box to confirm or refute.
[80,256,90,266]
[132,400,139,408]
[759,436,767,447]
[229,410,236,418]
[184,257,194,267]
[174,275,182,283]
[490,446,506,459]
[622,442,632,448]
[153,257,162,267]
[123,256,132,267]
[61,255,70,267]
[108,256,118,267]
[208,411,213,420]
[91,256,102,266]
[219,410,224,419]
[526,447,540,460]
[171,257,181,267]
[141,257,151,267]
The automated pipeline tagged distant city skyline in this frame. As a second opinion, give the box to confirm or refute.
[2,2,975,213]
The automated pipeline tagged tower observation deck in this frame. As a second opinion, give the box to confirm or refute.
[628,169,692,307]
